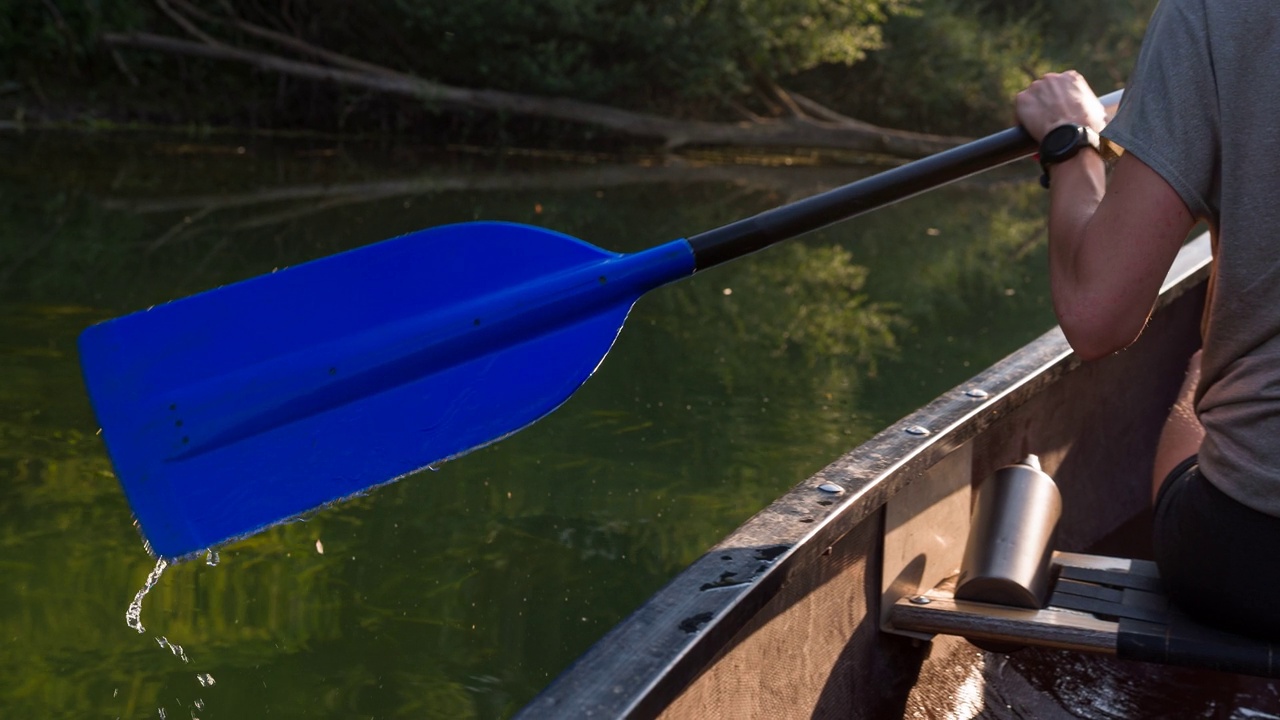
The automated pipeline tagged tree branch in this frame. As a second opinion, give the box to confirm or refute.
[154,0,222,46]
[166,0,399,77]
[108,46,141,86]
[762,79,809,120]
[786,90,878,130]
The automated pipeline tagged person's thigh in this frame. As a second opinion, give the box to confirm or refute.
[1154,459,1280,640]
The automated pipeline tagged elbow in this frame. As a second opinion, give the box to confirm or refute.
[1063,333,1120,362]
[1050,266,1163,362]
[1055,308,1145,362]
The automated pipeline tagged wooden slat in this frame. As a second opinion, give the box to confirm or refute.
[1053,578,1124,604]
[889,588,1119,653]
[1059,565,1164,594]
[891,548,1280,681]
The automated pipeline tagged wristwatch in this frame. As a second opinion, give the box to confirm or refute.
[1038,124,1102,188]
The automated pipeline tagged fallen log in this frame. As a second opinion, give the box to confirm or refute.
[102,31,970,159]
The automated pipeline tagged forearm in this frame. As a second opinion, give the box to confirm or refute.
[1044,150,1194,361]
[1045,149,1128,360]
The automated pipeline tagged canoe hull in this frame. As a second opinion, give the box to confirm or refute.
[517,235,1265,718]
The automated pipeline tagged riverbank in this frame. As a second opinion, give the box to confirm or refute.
[4,1,1157,156]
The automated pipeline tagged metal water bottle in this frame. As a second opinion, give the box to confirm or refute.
[955,455,1062,609]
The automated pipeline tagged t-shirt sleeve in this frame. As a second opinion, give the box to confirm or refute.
[1102,0,1220,222]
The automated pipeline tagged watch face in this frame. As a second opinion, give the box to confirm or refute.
[1043,125,1082,156]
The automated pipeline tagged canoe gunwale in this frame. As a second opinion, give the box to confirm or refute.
[515,233,1212,719]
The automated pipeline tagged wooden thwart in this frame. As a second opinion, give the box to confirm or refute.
[889,551,1280,678]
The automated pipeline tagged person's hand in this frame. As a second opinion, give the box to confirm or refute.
[1015,71,1108,142]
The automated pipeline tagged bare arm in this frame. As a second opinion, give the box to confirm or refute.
[1017,72,1195,360]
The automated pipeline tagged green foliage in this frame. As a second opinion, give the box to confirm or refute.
[382,0,911,112]
[799,0,1159,135]
[0,0,151,77]
[857,0,1044,134]
[1027,0,1159,89]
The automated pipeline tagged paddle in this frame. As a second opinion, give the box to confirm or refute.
[80,90,1122,559]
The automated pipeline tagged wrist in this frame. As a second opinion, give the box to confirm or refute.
[1038,124,1102,188]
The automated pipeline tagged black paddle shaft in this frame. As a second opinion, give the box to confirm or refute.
[687,126,1036,271]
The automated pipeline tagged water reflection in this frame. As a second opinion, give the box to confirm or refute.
[0,132,1057,718]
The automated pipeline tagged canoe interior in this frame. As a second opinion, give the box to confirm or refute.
[516,235,1245,719]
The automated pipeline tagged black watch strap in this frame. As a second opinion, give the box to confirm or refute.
[1039,124,1102,188]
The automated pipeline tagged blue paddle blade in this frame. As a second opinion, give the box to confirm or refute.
[79,222,695,559]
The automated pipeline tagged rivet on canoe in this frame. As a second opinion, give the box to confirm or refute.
[965,388,990,399]
[905,425,931,436]
[909,595,932,605]
[817,482,844,495]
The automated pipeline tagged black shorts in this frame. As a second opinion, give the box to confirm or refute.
[1154,456,1280,640]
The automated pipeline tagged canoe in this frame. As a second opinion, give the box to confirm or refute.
[515,231,1280,718]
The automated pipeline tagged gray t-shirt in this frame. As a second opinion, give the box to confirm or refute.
[1102,0,1280,517]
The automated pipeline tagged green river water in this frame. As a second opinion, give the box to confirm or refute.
[0,131,1059,718]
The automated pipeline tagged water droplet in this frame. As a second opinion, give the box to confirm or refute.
[205,550,220,566]
[158,708,167,719]
[427,464,440,472]
[315,539,324,555]
[196,673,216,687]
[194,699,204,709]
[154,636,189,662]
[125,558,169,633]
